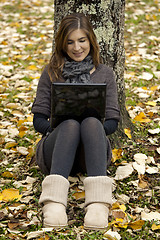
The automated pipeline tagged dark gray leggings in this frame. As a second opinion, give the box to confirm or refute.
[43,117,109,179]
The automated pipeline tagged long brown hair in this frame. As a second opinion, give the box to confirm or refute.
[48,13,100,82]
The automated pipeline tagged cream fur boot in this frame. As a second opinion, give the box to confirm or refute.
[39,174,69,228]
[83,176,113,230]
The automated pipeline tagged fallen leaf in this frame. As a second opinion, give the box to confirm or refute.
[111,148,123,162]
[115,163,134,180]
[150,86,158,91]
[19,130,26,138]
[72,191,85,200]
[124,128,132,139]
[157,147,160,154]
[141,211,160,221]
[128,220,145,230]
[145,101,156,107]
[0,212,5,220]
[2,171,14,178]
[133,162,146,175]
[27,65,38,71]
[146,166,158,174]
[11,110,24,117]
[151,223,160,231]
[148,128,160,134]
[104,229,121,240]
[112,219,128,229]
[8,219,19,230]
[0,189,22,202]
[6,103,21,109]
[112,202,126,212]
[138,72,153,80]
[17,147,29,155]
[112,210,126,220]
[138,175,149,189]
[134,153,147,165]
[134,112,151,123]
[138,93,150,99]
[5,142,18,149]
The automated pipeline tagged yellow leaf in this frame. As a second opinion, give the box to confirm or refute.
[1,40,8,45]
[114,221,128,229]
[36,138,41,144]
[13,55,23,59]
[145,101,156,107]
[112,148,123,162]
[134,112,151,123]
[19,126,28,132]
[142,87,147,90]
[147,111,154,118]
[120,204,126,212]
[17,119,26,127]
[5,142,18,149]
[2,171,14,178]
[10,22,20,27]
[152,15,157,20]
[26,147,35,160]
[19,131,26,138]
[124,128,132,139]
[151,223,160,231]
[145,14,150,20]
[2,61,9,65]
[112,202,126,211]
[150,86,158,91]
[0,189,22,202]
[27,65,38,71]
[38,235,50,240]
[27,115,33,122]
[112,202,121,209]
[128,220,145,230]
[73,191,85,200]
[115,218,124,223]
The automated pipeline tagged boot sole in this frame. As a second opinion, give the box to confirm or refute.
[43,224,68,229]
[84,225,107,231]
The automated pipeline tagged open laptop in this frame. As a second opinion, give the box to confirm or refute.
[51,83,106,128]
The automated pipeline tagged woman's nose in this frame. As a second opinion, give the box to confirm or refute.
[73,42,81,51]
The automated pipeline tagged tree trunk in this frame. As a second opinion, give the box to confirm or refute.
[54,0,134,147]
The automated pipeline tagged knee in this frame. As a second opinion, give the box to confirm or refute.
[81,117,101,129]
[61,119,80,131]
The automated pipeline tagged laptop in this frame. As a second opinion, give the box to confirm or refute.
[51,83,106,128]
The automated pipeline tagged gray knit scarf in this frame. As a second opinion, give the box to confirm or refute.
[62,55,94,83]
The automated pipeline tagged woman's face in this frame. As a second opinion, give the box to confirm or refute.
[66,29,90,62]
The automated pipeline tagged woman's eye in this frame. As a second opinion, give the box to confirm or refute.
[80,40,85,43]
[67,41,73,45]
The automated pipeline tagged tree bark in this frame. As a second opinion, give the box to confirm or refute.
[54,0,134,147]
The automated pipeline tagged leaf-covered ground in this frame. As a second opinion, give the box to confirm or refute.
[0,0,160,239]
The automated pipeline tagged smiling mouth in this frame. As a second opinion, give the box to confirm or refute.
[73,52,83,56]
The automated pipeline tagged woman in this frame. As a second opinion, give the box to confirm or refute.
[32,13,120,230]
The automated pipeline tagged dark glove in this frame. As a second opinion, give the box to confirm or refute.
[103,119,118,135]
[33,113,52,135]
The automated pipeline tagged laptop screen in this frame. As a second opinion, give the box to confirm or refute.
[51,83,106,128]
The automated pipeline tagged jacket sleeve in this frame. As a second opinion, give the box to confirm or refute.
[105,67,120,121]
[31,65,51,117]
